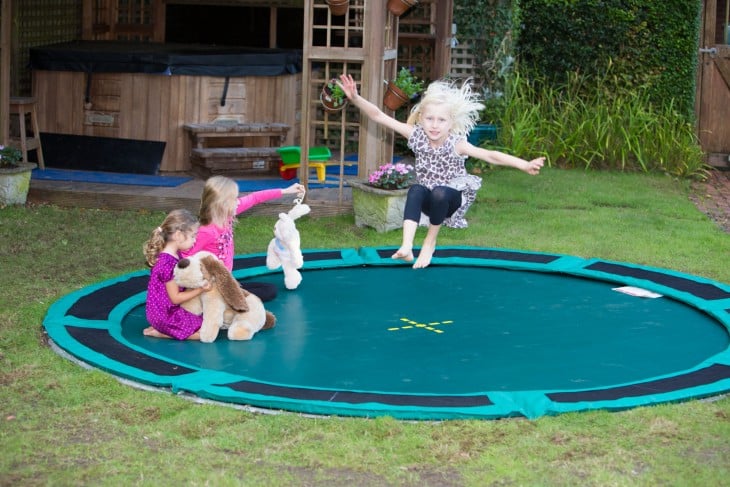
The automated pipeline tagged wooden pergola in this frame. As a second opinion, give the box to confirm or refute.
[299,0,453,181]
[0,0,455,182]
[3,1,728,175]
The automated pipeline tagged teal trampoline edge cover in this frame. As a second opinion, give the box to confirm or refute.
[43,246,730,420]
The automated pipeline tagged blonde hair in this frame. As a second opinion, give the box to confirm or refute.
[407,78,485,137]
[199,175,239,226]
[143,209,199,267]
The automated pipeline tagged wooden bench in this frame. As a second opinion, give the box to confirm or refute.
[184,122,291,176]
[190,147,282,178]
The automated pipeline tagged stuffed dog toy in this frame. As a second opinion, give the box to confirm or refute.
[174,251,276,343]
[266,202,310,290]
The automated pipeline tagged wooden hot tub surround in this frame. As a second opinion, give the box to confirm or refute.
[30,41,302,174]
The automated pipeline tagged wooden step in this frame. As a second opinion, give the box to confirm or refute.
[184,122,290,135]
[190,147,282,177]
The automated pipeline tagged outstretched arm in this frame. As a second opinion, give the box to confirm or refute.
[456,139,545,175]
[338,74,414,140]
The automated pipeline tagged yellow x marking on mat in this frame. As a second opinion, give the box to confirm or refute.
[388,317,454,334]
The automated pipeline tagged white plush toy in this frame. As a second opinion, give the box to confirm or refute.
[266,202,311,290]
[174,251,276,343]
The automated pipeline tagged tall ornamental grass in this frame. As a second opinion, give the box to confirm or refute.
[485,70,707,179]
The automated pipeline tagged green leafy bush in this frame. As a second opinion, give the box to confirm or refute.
[486,70,707,179]
[515,0,701,120]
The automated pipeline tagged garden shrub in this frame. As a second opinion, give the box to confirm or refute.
[485,70,707,178]
[515,0,701,120]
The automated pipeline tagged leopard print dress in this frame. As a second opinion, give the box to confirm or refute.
[407,125,481,228]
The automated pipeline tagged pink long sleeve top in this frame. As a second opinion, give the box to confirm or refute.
[182,189,283,270]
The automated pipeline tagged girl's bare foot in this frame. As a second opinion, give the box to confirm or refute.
[413,244,435,269]
[143,326,171,339]
[391,247,414,262]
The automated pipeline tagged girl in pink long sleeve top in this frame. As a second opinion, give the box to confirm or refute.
[181,176,304,299]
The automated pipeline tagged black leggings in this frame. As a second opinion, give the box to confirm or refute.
[403,184,462,226]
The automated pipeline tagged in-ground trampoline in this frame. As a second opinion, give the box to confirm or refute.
[43,246,730,420]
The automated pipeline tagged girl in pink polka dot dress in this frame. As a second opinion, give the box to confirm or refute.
[142,209,211,340]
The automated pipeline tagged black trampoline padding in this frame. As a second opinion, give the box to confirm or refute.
[43,247,730,420]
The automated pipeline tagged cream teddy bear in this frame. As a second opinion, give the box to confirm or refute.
[266,202,311,290]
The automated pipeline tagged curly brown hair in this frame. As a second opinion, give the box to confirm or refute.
[142,209,199,267]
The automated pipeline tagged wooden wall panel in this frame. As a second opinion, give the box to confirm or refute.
[145,74,163,142]
[89,75,121,111]
[33,70,301,173]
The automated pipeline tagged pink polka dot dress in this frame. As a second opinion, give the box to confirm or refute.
[145,253,203,340]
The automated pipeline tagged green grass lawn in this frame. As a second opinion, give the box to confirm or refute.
[2,168,729,486]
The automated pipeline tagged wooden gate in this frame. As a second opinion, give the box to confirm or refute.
[697,0,730,168]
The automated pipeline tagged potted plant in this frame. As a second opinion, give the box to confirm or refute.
[326,0,350,17]
[383,67,424,111]
[0,144,36,206]
[367,162,415,190]
[347,162,415,232]
[320,79,348,112]
[387,0,418,17]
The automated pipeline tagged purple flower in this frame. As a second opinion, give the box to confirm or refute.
[368,163,415,189]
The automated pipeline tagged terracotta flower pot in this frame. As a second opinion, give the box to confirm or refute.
[326,0,350,16]
[383,82,409,111]
[387,0,418,16]
[320,81,347,112]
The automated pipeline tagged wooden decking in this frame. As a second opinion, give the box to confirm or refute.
[27,177,354,217]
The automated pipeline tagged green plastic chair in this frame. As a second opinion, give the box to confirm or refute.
[277,146,332,181]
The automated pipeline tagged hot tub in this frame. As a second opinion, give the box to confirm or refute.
[30,41,302,173]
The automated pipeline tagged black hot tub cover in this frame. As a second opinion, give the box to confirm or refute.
[30,41,302,77]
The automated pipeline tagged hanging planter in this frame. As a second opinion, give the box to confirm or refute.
[320,79,348,113]
[383,67,424,111]
[326,0,350,16]
[387,0,418,16]
[383,82,409,111]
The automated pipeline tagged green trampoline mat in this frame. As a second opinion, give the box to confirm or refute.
[44,246,730,419]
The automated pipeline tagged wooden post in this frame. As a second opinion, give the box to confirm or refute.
[359,0,392,177]
[433,0,453,79]
[300,0,397,188]
[0,0,11,146]
[152,0,165,42]
[81,0,92,39]
[299,0,314,187]
[269,7,277,48]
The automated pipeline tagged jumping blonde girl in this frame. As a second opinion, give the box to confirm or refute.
[181,176,305,300]
[338,74,545,269]
[143,209,210,340]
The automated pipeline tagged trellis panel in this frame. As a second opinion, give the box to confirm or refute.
[13,0,81,96]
